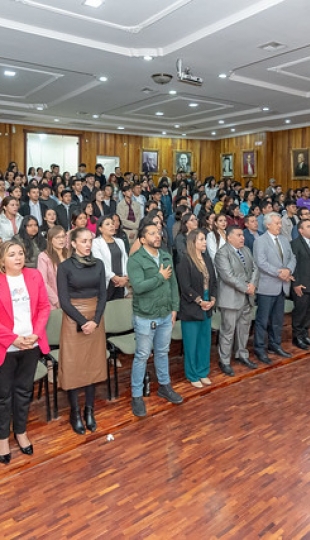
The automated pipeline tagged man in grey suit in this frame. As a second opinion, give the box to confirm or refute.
[253,212,296,364]
[215,225,259,377]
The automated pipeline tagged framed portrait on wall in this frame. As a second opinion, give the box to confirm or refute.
[220,153,234,178]
[241,150,257,178]
[96,155,120,179]
[141,150,159,174]
[174,151,193,174]
[291,148,310,179]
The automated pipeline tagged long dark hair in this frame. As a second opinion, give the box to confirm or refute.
[46,225,68,268]
[18,215,46,259]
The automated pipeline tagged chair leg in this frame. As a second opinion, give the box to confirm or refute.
[113,349,119,399]
[52,362,58,419]
[107,351,112,401]
[43,374,51,422]
[37,379,43,400]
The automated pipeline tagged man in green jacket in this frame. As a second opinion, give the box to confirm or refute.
[128,223,183,417]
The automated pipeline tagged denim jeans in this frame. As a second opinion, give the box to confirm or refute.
[131,314,172,398]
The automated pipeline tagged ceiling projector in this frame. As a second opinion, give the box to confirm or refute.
[176,58,203,87]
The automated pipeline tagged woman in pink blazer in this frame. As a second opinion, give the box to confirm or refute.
[0,240,50,464]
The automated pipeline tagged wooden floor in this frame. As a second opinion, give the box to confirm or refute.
[2,316,310,539]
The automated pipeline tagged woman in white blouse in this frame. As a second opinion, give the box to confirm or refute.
[92,215,128,301]
[0,196,23,243]
[207,214,227,262]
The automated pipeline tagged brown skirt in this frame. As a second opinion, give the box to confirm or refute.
[58,297,107,391]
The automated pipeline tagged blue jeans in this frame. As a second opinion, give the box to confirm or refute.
[131,314,172,398]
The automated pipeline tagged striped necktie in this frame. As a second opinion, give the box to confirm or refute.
[275,237,283,262]
[237,249,246,266]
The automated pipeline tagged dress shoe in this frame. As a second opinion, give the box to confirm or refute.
[235,357,258,369]
[84,406,97,432]
[303,336,310,346]
[14,434,33,456]
[200,377,212,386]
[0,453,11,465]
[191,380,204,388]
[219,362,235,376]
[254,352,272,365]
[292,337,309,350]
[267,346,292,358]
[70,408,86,435]
[157,384,183,404]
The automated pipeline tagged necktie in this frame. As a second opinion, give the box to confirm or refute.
[237,249,246,266]
[275,237,283,262]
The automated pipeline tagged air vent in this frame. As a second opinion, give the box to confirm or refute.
[259,41,286,52]
[141,87,154,94]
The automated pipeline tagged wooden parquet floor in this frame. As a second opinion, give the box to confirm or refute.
[2,316,310,539]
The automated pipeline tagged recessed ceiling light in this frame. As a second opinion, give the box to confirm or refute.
[174,124,180,128]
[84,0,104,7]
[262,106,270,111]
[189,103,198,107]
[54,118,59,122]
[285,119,291,124]
[36,105,44,111]
[219,120,225,124]
[162,131,167,135]
[143,55,153,61]
[211,131,216,136]
[182,133,187,136]
[155,111,164,116]
[4,70,16,77]
[98,76,108,82]
[231,128,236,132]
[92,114,99,119]
[117,126,125,130]
[218,73,227,79]
[169,90,177,95]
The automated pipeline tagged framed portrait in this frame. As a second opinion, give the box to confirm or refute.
[241,150,257,178]
[141,149,159,174]
[220,153,234,178]
[173,151,193,174]
[291,148,310,179]
[96,155,120,179]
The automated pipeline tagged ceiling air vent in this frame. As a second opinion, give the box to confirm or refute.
[259,41,286,52]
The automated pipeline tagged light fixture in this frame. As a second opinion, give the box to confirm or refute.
[54,118,59,122]
[262,106,270,111]
[151,73,173,85]
[162,131,167,135]
[189,102,198,107]
[174,124,180,128]
[285,119,291,124]
[92,114,99,119]
[182,133,187,136]
[218,73,227,79]
[98,75,108,82]
[117,126,125,130]
[36,105,44,111]
[155,111,164,116]
[169,90,177,95]
[143,55,153,61]
[4,70,16,77]
[231,128,236,132]
[84,0,104,7]
[211,131,216,136]
[219,120,225,124]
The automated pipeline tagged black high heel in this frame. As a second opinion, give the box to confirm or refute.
[84,406,97,432]
[0,453,11,465]
[14,434,33,456]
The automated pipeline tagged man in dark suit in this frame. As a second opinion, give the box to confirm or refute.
[20,185,47,226]
[243,215,262,253]
[253,212,296,364]
[295,153,309,177]
[56,189,77,231]
[215,225,259,376]
[291,219,310,349]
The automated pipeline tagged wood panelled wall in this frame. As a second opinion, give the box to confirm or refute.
[0,122,309,193]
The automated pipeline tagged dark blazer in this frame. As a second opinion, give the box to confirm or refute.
[243,228,262,253]
[20,201,47,220]
[291,235,310,291]
[177,252,217,321]
[56,203,77,231]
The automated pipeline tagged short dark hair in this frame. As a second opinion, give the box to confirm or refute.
[27,184,39,193]
[297,218,310,230]
[284,199,297,208]
[79,163,86,168]
[297,207,310,219]
[85,173,94,179]
[259,199,272,211]
[138,222,157,240]
[226,224,243,237]
[301,186,309,194]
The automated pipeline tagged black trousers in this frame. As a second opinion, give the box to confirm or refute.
[292,290,310,340]
[0,347,40,439]
[254,292,285,355]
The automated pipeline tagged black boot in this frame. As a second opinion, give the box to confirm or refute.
[84,406,97,432]
[70,408,86,435]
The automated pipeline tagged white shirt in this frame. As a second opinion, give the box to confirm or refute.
[7,274,37,352]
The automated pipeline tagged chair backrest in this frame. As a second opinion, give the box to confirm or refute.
[46,308,63,346]
[104,298,133,334]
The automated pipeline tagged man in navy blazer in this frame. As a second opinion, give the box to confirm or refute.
[291,219,310,349]
[253,212,296,364]
[243,215,262,253]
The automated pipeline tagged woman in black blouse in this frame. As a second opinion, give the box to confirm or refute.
[57,228,107,435]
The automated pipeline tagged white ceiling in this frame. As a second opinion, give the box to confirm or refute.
[1,0,310,139]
